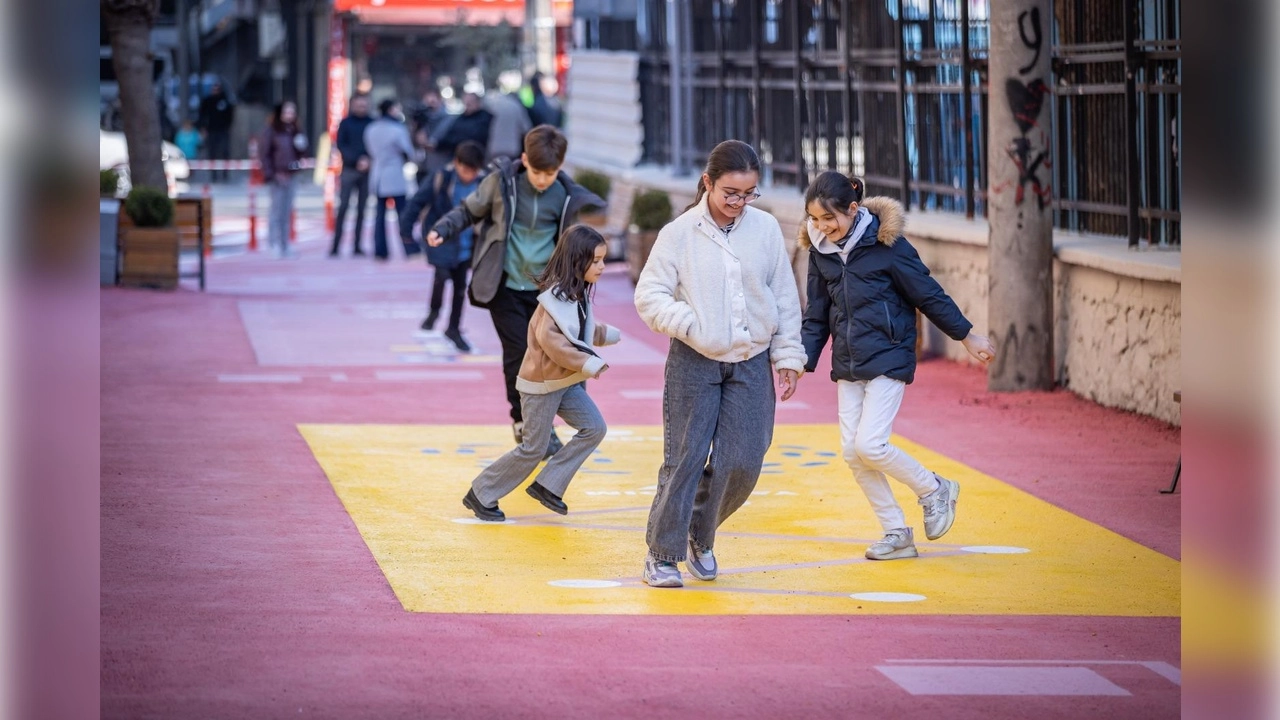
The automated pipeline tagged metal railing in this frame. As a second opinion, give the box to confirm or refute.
[625,0,1179,247]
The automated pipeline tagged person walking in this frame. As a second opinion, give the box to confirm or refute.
[799,171,996,561]
[198,81,235,182]
[400,140,487,352]
[257,101,308,259]
[363,98,419,260]
[461,226,620,521]
[330,94,374,256]
[484,89,531,164]
[633,139,806,588]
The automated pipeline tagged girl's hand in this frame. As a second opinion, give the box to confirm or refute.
[777,368,800,401]
[595,364,610,378]
[962,333,997,365]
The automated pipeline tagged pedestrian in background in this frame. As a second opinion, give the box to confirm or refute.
[363,98,419,261]
[198,82,235,182]
[400,140,487,352]
[330,94,374,257]
[257,100,308,259]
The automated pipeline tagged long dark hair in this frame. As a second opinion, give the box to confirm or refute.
[534,225,607,302]
[804,171,865,216]
[686,139,762,211]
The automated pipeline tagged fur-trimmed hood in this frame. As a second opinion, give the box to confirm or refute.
[798,196,905,250]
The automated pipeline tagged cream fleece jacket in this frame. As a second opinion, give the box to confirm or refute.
[634,196,806,372]
[515,288,621,395]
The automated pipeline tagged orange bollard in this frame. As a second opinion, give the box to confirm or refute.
[290,208,297,242]
[247,182,258,252]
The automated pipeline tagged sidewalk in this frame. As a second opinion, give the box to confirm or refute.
[102,197,1181,718]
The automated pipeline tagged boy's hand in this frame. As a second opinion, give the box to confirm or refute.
[426,230,443,247]
[594,364,610,378]
[778,368,800,401]
[962,333,997,365]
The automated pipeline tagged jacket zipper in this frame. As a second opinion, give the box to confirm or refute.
[884,302,897,343]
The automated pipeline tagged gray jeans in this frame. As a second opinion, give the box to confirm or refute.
[645,340,775,562]
[471,383,606,507]
[268,175,296,252]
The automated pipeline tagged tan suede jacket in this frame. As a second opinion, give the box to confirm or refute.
[516,288,621,395]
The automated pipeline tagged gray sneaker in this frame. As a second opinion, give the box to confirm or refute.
[686,539,717,581]
[642,555,684,588]
[865,527,919,560]
[919,475,960,540]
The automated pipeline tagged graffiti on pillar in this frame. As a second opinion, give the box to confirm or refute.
[991,7,1053,220]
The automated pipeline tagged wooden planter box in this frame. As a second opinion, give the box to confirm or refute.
[625,228,659,286]
[119,226,179,290]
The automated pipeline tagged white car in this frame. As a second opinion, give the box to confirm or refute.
[100,129,190,196]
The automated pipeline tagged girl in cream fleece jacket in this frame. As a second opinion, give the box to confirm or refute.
[633,139,806,588]
[462,226,620,522]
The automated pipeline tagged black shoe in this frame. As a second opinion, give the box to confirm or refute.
[328,249,339,257]
[526,482,568,515]
[445,327,471,352]
[543,431,563,460]
[403,243,423,257]
[353,250,366,256]
[422,310,439,331]
[462,489,505,522]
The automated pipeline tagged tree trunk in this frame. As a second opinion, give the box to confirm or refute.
[986,0,1055,391]
[103,0,167,192]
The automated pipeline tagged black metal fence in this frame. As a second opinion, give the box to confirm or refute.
[620,0,1179,246]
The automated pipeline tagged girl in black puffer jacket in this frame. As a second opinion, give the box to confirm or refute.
[800,171,996,562]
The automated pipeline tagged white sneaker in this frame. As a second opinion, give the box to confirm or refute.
[642,555,683,588]
[686,539,717,581]
[865,527,918,561]
[919,475,960,540]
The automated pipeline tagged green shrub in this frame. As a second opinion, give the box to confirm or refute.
[124,186,175,228]
[630,189,672,232]
[573,169,611,210]
[100,168,121,197]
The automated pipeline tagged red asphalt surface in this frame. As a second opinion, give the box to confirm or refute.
[102,209,1181,718]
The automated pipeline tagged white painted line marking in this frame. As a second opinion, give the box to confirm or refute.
[619,389,664,400]
[960,545,1031,554]
[217,374,303,383]
[330,373,349,382]
[375,370,485,381]
[547,579,622,589]
[451,517,516,525]
[1140,662,1181,685]
[776,401,811,410]
[850,592,926,603]
[876,665,1131,696]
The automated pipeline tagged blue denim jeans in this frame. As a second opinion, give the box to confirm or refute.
[645,340,776,562]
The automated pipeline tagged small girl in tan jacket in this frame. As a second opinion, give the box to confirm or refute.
[462,226,620,521]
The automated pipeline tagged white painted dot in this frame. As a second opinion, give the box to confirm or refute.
[849,592,927,603]
[451,517,515,525]
[960,545,1031,554]
[547,579,622,589]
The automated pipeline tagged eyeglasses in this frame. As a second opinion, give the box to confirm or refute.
[721,190,762,205]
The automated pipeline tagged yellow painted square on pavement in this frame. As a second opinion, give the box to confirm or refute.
[298,424,1180,616]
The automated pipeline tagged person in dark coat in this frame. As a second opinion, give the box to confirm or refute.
[800,171,996,562]
[400,141,487,352]
[330,94,374,256]
[198,82,235,182]
[431,93,492,158]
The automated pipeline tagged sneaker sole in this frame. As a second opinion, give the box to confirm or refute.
[643,573,683,588]
[924,480,959,540]
[865,546,920,561]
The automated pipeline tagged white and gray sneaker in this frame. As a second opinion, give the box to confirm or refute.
[643,555,684,588]
[865,527,919,560]
[919,475,960,540]
[686,539,718,581]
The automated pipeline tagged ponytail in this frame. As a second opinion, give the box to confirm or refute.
[805,170,865,216]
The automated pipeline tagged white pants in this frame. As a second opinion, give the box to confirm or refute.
[838,377,940,532]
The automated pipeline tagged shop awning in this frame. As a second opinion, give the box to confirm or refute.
[333,0,573,27]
